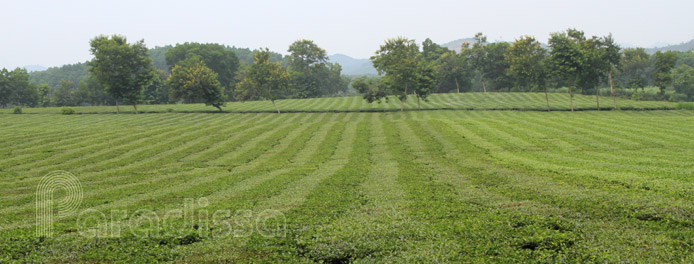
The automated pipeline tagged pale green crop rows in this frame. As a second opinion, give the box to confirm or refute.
[0,92,676,114]
[1,108,693,262]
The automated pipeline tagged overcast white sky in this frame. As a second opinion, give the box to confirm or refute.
[1,0,692,69]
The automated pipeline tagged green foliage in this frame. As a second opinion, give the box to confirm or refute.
[167,58,226,111]
[12,106,22,114]
[53,80,75,107]
[60,107,75,115]
[620,48,652,88]
[88,35,158,113]
[165,42,239,98]
[352,76,387,103]
[235,48,291,113]
[672,64,694,100]
[0,68,39,108]
[677,102,694,110]
[370,37,423,111]
[28,62,89,89]
[507,36,548,91]
[653,50,677,95]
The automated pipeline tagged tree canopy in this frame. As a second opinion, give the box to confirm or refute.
[88,34,158,114]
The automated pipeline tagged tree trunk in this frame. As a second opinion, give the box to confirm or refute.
[609,71,617,110]
[115,100,120,114]
[271,100,280,114]
[455,78,460,93]
[133,103,138,114]
[596,86,600,111]
[400,83,407,112]
[414,90,421,109]
[545,88,551,112]
[481,78,487,93]
[569,80,575,112]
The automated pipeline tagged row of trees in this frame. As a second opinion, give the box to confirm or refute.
[81,35,349,113]
[353,29,694,112]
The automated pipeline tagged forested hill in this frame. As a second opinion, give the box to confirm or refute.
[327,54,377,76]
[28,45,284,88]
[647,39,694,54]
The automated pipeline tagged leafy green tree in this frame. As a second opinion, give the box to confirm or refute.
[88,35,157,114]
[620,48,651,90]
[576,36,606,109]
[75,76,109,106]
[287,39,335,98]
[507,36,550,110]
[0,68,11,108]
[672,64,694,100]
[421,38,448,64]
[483,42,513,91]
[435,50,472,93]
[414,61,436,109]
[165,43,239,100]
[235,48,290,113]
[352,76,388,103]
[0,68,39,107]
[463,33,490,92]
[37,83,50,107]
[143,70,171,104]
[549,30,583,111]
[370,37,420,111]
[600,34,622,110]
[168,58,226,111]
[54,80,75,106]
[653,51,677,96]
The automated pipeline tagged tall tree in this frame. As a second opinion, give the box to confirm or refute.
[576,36,605,109]
[463,32,490,92]
[88,35,157,114]
[0,68,12,108]
[600,34,622,110]
[653,51,677,96]
[235,48,290,113]
[549,30,583,111]
[286,39,330,98]
[75,76,110,106]
[436,50,472,93]
[370,37,420,111]
[168,58,226,111]
[54,80,75,106]
[507,36,550,110]
[620,48,650,90]
[672,64,694,100]
[165,43,239,100]
[352,76,388,103]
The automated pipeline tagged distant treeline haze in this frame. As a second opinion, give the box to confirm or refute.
[2,28,694,111]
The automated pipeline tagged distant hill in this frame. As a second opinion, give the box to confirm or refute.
[440,38,476,53]
[646,39,694,54]
[22,65,47,72]
[328,54,377,76]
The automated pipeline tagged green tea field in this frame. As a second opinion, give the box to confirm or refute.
[1,95,693,262]
[0,93,677,114]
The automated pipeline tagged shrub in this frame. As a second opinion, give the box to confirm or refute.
[668,93,688,102]
[677,102,694,110]
[12,106,22,114]
[61,107,75,115]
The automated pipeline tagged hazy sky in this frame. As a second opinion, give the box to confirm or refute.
[2,0,692,69]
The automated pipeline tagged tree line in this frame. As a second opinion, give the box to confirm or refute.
[3,29,694,112]
[355,29,694,112]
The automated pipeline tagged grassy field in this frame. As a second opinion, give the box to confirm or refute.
[0,92,677,114]
[1,96,693,262]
